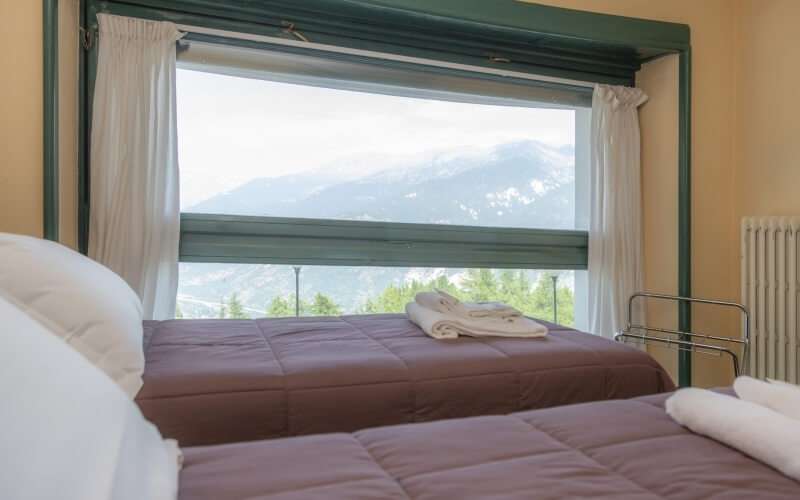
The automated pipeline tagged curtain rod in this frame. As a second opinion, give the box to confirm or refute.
[175,23,597,90]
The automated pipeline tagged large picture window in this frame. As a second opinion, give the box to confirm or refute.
[175,40,590,325]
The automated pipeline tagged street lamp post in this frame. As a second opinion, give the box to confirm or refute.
[293,266,302,317]
[549,272,559,323]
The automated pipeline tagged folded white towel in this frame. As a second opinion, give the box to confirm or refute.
[413,291,452,315]
[414,290,524,322]
[405,302,547,340]
[734,376,800,421]
[665,388,800,482]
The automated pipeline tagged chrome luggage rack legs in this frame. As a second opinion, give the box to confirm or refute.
[614,293,750,377]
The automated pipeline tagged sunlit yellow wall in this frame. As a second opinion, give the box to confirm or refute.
[733,1,800,251]
[0,0,43,238]
[637,54,680,384]
[0,0,78,248]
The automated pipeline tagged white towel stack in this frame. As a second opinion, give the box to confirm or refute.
[665,376,800,482]
[415,289,524,322]
[406,289,548,340]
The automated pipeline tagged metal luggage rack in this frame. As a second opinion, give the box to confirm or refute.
[614,293,750,377]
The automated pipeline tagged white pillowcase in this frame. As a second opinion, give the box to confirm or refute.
[0,296,180,500]
[0,232,145,397]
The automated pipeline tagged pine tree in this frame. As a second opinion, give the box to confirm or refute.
[555,284,575,327]
[359,275,457,313]
[309,292,343,316]
[217,298,228,319]
[462,268,498,302]
[290,293,311,316]
[529,273,575,326]
[431,275,459,295]
[266,295,292,317]
[227,292,249,319]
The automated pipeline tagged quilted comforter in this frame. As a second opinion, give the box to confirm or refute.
[178,390,800,499]
[136,314,673,445]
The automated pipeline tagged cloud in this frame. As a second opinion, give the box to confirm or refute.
[177,68,576,199]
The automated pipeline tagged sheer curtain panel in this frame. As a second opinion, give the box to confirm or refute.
[588,84,648,338]
[88,14,183,319]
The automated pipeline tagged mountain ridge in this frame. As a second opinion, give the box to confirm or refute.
[178,139,578,317]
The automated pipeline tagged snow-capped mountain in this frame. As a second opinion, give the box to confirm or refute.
[178,140,577,317]
[186,140,575,228]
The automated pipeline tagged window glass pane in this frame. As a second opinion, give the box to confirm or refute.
[177,68,587,230]
[177,263,582,328]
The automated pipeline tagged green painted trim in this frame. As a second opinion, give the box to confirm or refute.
[82,0,689,85]
[43,0,59,241]
[336,0,690,50]
[79,1,100,253]
[78,0,89,253]
[180,214,589,269]
[678,48,692,387]
[106,0,689,51]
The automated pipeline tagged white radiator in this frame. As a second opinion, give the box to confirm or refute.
[741,216,800,382]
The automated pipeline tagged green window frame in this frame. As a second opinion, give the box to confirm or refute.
[43,0,692,384]
[180,214,589,269]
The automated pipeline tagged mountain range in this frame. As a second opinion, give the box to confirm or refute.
[178,140,577,317]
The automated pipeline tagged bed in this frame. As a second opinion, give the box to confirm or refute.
[176,389,800,499]
[136,313,674,445]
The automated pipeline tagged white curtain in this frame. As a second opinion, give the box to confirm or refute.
[588,84,649,338]
[88,14,183,320]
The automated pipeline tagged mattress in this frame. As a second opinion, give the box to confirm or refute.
[136,313,674,446]
[177,390,800,499]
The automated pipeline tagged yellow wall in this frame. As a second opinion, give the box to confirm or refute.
[734,1,800,230]
[0,0,78,247]
[637,54,680,384]
[2,1,798,387]
[0,1,43,238]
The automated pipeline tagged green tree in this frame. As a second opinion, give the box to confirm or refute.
[266,295,292,318]
[359,275,458,313]
[292,293,311,316]
[495,270,534,313]
[266,293,311,317]
[360,283,408,313]
[356,269,576,326]
[430,275,459,296]
[461,268,499,302]
[309,292,343,316]
[529,273,574,327]
[227,293,249,319]
[175,304,184,319]
[217,297,228,319]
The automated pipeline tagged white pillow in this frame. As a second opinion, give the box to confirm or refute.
[0,232,144,397]
[0,296,180,500]
[733,375,800,421]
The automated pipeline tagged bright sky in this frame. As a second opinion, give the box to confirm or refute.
[176,68,575,206]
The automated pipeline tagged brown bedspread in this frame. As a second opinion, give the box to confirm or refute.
[136,314,673,446]
[178,391,800,499]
